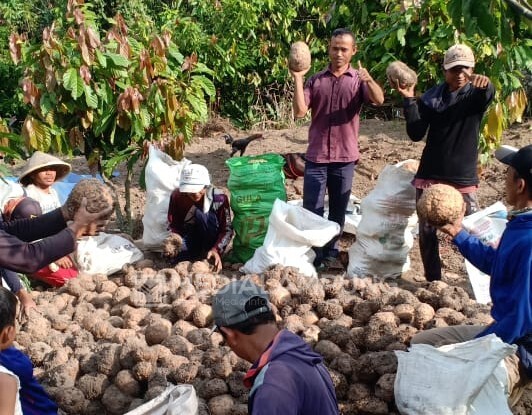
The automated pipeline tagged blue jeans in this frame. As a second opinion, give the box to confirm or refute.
[303,160,355,264]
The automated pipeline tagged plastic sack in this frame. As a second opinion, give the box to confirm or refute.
[461,202,508,304]
[142,146,190,249]
[241,199,340,277]
[76,232,144,275]
[125,384,198,415]
[226,153,286,262]
[287,194,362,235]
[0,178,24,213]
[348,160,418,278]
[395,334,516,415]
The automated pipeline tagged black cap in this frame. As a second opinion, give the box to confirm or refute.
[495,144,532,186]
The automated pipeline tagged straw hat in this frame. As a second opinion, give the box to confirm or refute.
[19,151,71,186]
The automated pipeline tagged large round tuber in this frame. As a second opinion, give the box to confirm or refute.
[64,178,114,219]
[76,373,110,400]
[145,318,172,345]
[52,387,88,414]
[208,394,235,415]
[386,61,417,88]
[289,41,311,72]
[200,378,230,400]
[417,184,464,227]
[101,384,132,415]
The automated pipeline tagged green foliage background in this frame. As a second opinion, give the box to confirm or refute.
[1,0,530,133]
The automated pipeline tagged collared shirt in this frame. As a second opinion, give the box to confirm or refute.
[304,65,369,163]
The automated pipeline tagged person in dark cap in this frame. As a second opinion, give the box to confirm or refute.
[212,279,339,414]
[411,144,532,406]
[396,44,495,281]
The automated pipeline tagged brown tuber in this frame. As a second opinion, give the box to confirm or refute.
[208,394,236,415]
[414,303,436,329]
[200,378,230,400]
[192,304,213,328]
[101,384,132,415]
[77,373,110,400]
[417,184,464,227]
[163,233,183,257]
[52,387,88,414]
[145,318,172,345]
[314,339,342,362]
[288,41,311,72]
[64,178,114,220]
[386,61,417,88]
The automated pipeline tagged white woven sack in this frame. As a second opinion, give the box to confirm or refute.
[76,232,144,275]
[394,334,515,415]
[142,146,190,248]
[348,160,418,278]
[242,199,340,277]
[125,384,198,415]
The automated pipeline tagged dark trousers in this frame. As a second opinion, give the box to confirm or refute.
[416,188,479,281]
[175,208,219,262]
[303,160,355,263]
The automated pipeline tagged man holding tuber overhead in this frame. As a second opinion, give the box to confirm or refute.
[412,144,532,406]
[396,44,495,281]
[290,28,384,270]
[212,280,339,414]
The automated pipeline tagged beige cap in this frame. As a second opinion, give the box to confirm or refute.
[179,164,210,193]
[443,44,475,70]
[18,151,71,186]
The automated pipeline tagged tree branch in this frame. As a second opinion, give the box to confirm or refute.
[503,0,532,19]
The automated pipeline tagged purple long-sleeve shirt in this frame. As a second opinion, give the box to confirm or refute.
[0,208,75,273]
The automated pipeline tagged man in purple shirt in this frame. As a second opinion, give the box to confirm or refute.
[291,28,384,268]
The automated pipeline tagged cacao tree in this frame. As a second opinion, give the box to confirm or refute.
[9,0,215,230]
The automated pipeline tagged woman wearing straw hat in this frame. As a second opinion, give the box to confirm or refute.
[18,151,71,214]
[3,152,78,287]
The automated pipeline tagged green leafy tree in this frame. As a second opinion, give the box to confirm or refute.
[10,0,214,230]
[154,0,331,127]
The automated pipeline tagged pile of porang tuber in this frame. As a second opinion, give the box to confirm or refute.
[17,262,492,414]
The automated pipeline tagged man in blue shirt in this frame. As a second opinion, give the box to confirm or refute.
[412,144,532,406]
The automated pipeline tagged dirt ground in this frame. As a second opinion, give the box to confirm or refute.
[9,116,532,412]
